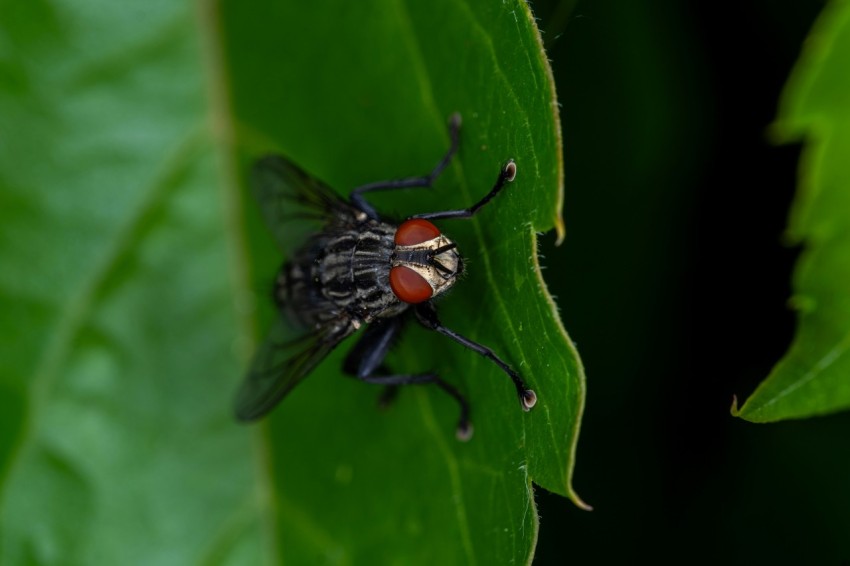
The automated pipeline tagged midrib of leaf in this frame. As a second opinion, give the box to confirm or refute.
[0,125,207,504]
[452,0,584,502]
[195,1,279,563]
[390,0,478,562]
[401,0,570,489]
[413,389,477,566]
[393,0,538,445]
[453,0,543,181]
[391,0,573,556]
[395,0,578,526]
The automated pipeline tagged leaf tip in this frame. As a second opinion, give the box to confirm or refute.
[766,120,792,145]
[553,214,565,246]
[568,488,593,512]
[730,394,741,417]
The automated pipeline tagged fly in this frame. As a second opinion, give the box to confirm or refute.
[234,113,536,440]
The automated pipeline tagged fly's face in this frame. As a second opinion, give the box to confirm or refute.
[389,218,462,304]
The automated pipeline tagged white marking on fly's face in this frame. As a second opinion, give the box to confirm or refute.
[393,234,461,298]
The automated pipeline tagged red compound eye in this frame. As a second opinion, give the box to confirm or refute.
[395,219,441,245]
[389,265,433,304]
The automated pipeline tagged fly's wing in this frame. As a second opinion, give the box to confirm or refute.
[252,155,362,252]
[238,156,360,420]
[235,315,356,422]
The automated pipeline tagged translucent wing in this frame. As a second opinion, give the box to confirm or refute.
[234,315,356,422]
[252,155,362,251]
[237,156,362,420]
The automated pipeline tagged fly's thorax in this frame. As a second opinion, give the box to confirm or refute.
[390,233,462,303]
[273,221,400,328]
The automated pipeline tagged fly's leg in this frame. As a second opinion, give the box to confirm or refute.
[342,317,400,408]
[342,315,473,440]
[414,302,537,411]
[356,373,472,441]
[342,316,405,377]
[350,113,461,219]
[412,160,516,221]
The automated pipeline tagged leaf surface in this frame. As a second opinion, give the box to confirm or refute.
[0,1,262,564]
[736,2,850,422]
[0,0,585,563]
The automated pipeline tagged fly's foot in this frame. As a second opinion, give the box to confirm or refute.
[456,419,473,442]
[521,389,537,412]
[503,159,517,182]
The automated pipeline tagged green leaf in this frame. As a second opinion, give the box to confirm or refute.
[217,0,588,559]
[0,1,263,564]
[0,0,585,563]
[735,1,850,422]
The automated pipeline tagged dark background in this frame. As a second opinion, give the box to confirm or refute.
[530,0,850,562]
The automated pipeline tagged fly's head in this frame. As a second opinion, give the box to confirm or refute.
[389,218,463,304]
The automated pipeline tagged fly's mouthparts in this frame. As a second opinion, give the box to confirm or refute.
[431,242,457,256]
[431,259,453,276]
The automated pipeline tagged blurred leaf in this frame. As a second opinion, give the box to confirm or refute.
[0,1,261,564]
[735,1,850,422]
[0,0,585,563]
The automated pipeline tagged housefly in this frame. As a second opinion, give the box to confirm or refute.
[234,113,536,440]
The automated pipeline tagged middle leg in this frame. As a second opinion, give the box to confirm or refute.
[343,315,472,439]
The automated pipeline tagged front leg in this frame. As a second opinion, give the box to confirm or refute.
[349,113,462,219]
[412,160,517,222]
[414,302,537,411]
